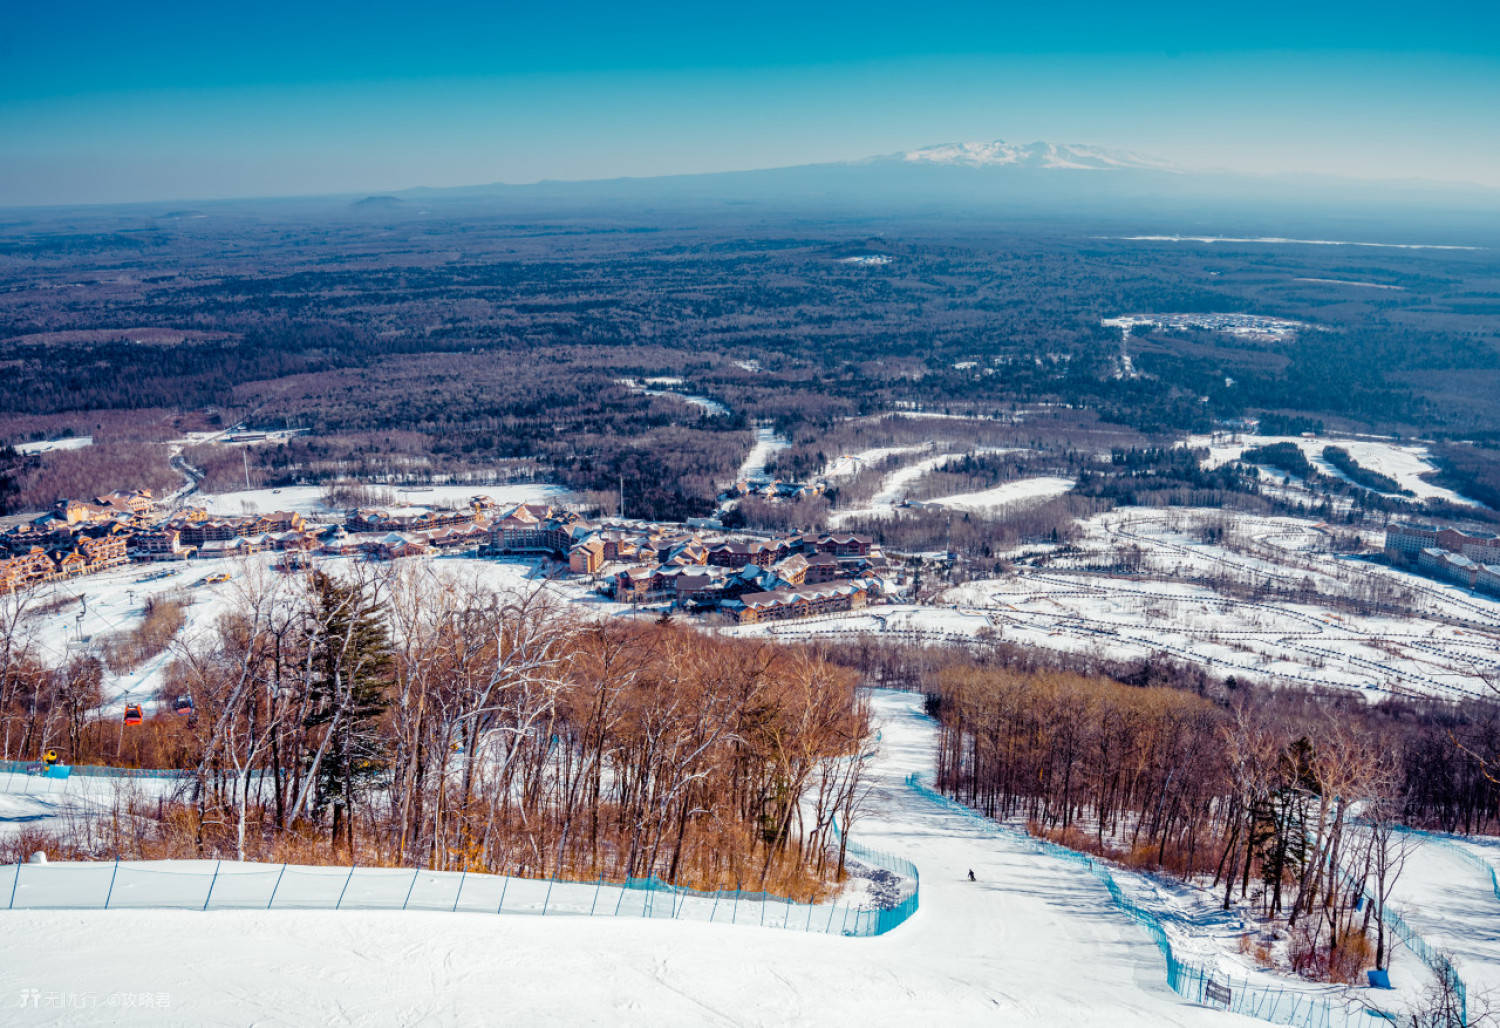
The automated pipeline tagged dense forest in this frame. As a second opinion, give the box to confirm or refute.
[2,206,1498,519]
[810,633,1500,985]
[0,569,871,898]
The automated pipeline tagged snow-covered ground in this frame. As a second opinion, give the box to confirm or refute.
[918,476,1075,513]
[1111,236,1482,252]
[192,481,565,517]
[1377,831,1500,1002]
[11,436,93,456]
[745,508,1500,702]
[619,377,731,417]
[17,550,622,715]
[820,444,931,481]
[1293,278,1404,290]
[736,426,790,482]
[0,772,185,846]
[1188,434,1483,508]
[0,692,1257,1027]
[19,557,249,709]
[826,452,956,524]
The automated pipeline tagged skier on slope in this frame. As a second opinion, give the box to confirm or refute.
[967,869,976,882]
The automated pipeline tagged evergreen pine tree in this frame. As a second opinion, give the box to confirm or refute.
[304,571,393,854]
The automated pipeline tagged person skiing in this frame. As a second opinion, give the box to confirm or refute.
[967,869,976,882]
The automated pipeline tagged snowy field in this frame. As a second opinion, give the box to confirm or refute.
[12,436,93,456]
[823,447,1030,525]
[192,481,565,517]
[919,475,1075,513]
[1371,830,1500,1003]
[1187,433,1484,509]
[820,444,931,481]
[0,692,1264,1027]
[747,508,1500,703]
[17,551,626,716]
[736,426,790,482]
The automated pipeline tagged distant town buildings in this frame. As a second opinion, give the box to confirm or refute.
[1385,522,1500,595]
[0,486,897,624]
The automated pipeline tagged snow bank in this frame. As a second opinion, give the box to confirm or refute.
[0,693,1250,1027]
[194,482,566,516]
[12,436,93,455]
[1188,434,1482,508]
[920,476,1075,512]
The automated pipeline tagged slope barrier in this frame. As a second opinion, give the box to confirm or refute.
[0,849,918,936]
[906,774,1413,1028]
[1392,825,1500,905]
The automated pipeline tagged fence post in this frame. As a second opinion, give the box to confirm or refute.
[708,888,720,923]
[731,890,739,924]
[544,858,565,916]
[760,893,766,927]
[452,870,467,913]
[825,901,837,933]
[335,865,356,910]
[104,858,120,909]
[589,876,602,916]
[202,859,222,911]
[9,861,20,910]
[402,868,420,910]
[267,863,287,910]
[496,875,509,915]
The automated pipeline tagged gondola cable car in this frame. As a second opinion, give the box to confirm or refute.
[173,694,195,716]
[123,703,144,726]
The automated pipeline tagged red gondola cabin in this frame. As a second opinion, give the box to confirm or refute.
[123,704,144,726]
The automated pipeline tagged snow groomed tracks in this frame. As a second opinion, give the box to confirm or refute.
[905,775,1391,1028]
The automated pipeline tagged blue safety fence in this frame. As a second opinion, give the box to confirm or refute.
[0,759,191,781]
[1392,825,1500,905]
[0,759,921,937]
[831,815,921,934]
[0,852,918,937]
[906,774,1410,1028]
[1321,834,1467,1024]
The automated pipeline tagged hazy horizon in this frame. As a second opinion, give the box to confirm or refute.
[3,0,1499,206]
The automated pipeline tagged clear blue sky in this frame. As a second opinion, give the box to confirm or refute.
[3,0,1498,205]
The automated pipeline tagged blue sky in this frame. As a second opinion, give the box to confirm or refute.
[2,0,1498,205]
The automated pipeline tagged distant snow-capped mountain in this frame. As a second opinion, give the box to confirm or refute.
[892,140,1179,172]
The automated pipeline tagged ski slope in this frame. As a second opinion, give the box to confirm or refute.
[1379,831,1500,1002]
[0,693,1252,1026]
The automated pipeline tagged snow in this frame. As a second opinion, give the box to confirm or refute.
[825,448,1022,524]
[1293,278,1405,290]
[0,692,1254,1026]
[193,482,566,517]
[825,453,958,525]
[1377,831,1500,1001]
[11,436,93,456]
[1111,236,1482,251]
[735,426,789,482]
[645,390,730,416]
[747,508,1500,702]
[1188,433,1484,508]
[820,445,929,481]
[0,772,185,845]
[16,549,622,716]
[901,140,1178,173]
[919,476,1075,512]
[620,378,730,417]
